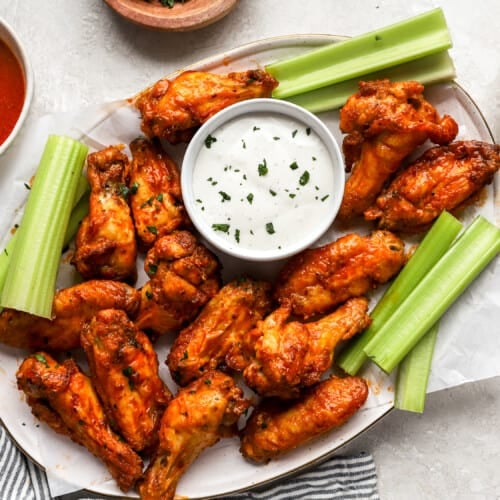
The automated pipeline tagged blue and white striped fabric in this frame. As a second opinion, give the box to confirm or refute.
[1,424,379,500]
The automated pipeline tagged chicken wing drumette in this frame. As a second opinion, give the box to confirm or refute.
[138,370,250,500]
[16,353,143,492]
[167,278,273,386]
[240,375,368,463]
[274,230,406,319]
[338,79,458,220]
[72,145,137,282]
[237,298,371,399]
[133,69,278,144]
[0,280,141,352]
[81,309,172,452]
[129,137,190,248]
[365,140,500,232]
[135,230,221,337]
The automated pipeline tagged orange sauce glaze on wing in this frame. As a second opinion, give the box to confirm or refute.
[0,38,25,145]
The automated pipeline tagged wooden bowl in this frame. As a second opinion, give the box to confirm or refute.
[103,0,239,31]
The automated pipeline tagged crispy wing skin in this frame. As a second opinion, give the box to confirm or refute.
[16,353,143,492]
[240,298,371,399]
[72,145,137,282]
[138,370,250,500]
[167,278,273,386]
[240,375,368,463]
[338,79,458,219]
[365,140,500,232]
[133,70,279,144]
[129,138,190,247]
[0,280,141,352]
[81,309,172,452]
[135,230,221,337]
[274,230,406,319]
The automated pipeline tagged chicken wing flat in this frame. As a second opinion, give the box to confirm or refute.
[129,137,190,248]
[0,280,141,352]
[133,69,279,144]
[138,370,250,500]
[365,140,500,232]
[338,79,458,220]
[16,353,143,492]
[167,278,273,386]
[240,375,368,464]
[135,230,221,337]
[274,230,406,319]
[240,298,371,399]
[81,309,172,452]
[72,145,137,283]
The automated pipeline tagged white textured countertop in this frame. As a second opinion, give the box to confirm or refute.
[1,1,499,498]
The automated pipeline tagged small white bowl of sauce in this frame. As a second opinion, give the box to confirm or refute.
[182,98,345,262]
[0,17,33,156]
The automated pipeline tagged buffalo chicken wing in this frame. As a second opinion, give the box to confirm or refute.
[240,375,368,463]
[129,137,190,247]
[274,230,406,319]
[72,145,137,282]
[238,298,371,399]
[135,230,221,336]
[0,280,141,352]
[338,79,458,219]
[138,370,250,500]
[133,69,278,144]
[365,140,500,232]
[81,309,172,452]
[16,353,143,492]
[167,278,273,386]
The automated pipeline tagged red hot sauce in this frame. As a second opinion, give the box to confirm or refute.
[0,38,25,146]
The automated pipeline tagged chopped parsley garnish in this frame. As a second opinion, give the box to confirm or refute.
[299,171,310,186]
[204,134,217,148]
[269,189,277,196]
[147,263,158,275]
[292,129,298,138]
[273,136,280,141]
[306,127,311,135]
[266,222,275,235]
[156,193,164,202]
[253,126,260,131]
[118,184,130,198]
[321,194,330,202]
[247,193,254,204]
[212,223,230,233]
[130,181,139,194]
[145,290,153,300]
[235,229,241,243]
[258,159,268,176]
[147,225,158,235]
[289,161,299,170]
[219,191,231,202]
[242,139,247,149]
[34,353,48,366]
[141,196,154,208]
[289,193,296,199]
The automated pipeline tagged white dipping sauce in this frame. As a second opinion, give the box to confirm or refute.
[192,112,337,253]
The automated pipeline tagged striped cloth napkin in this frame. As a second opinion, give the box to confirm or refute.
[1,424,379,500]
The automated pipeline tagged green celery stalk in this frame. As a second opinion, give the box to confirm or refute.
[0,135,88,318]
[286,51,456,113]
[63,192,89,248]
[0,175,89,295]
[364,215,500,374]
[337,211,462,375]
[394,322,439,413]
[266,8,452,99]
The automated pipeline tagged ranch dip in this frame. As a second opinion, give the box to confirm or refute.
[191,111,337,254]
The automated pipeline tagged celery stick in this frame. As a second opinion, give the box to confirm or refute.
[267,8,452,99]
[0,175,89,295]
[337,211,462,375]
[0,135,88,318]
[63,192,89,248]
[286,51,456,113]
[364,216,500,374]
[394,322,439,413]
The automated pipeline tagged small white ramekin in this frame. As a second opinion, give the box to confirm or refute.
[0,17,34,156]
[181,98,345,262]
